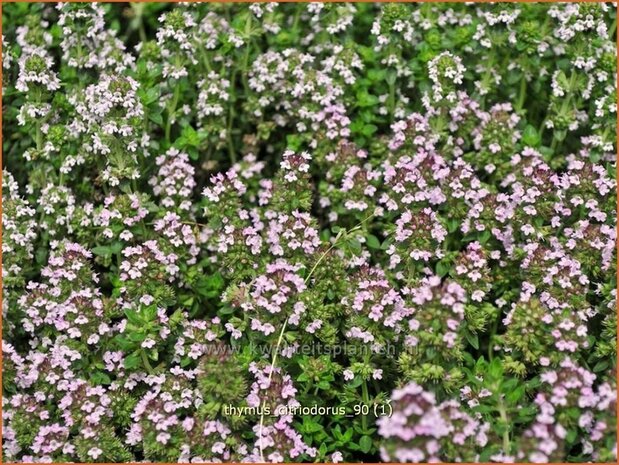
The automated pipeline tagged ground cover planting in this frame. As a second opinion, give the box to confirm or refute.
[1,2,617,463]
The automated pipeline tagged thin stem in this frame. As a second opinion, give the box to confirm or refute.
[138,18,147,43]
[257,317,288,461]
[361,380,369,431]
[130,3,147,43]
[488,315,498,361]
[516,74,527,111]
[361,350,371,432]
[227,116,237,163]
[480,54,495,110]
[292,7,301,33]
[242,43,251,97]
[226,68,238,163]
[257,216,373,461]
[35,121,42,151]
[257,234,341,461]
[498,395,511,454]
[201,50,213,73]
[388,79,396,123]
[181,220,207,226]
[140,349,155,375]
[550,134,559,154]
[305,230,343,283]
[537,116,548,138]
[165,83,181,143]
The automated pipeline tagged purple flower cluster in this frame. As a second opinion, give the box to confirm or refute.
[517,358,617,463]
[377,382,489,462]
[246,363,316,463]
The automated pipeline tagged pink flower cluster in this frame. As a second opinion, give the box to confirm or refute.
[377,381,489,462]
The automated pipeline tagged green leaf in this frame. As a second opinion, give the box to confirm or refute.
[91,245,112,257]
[385,70,397,85]
[566,429,578,444]
[317,381,331,390]
[188,147,199,160]
[169,309,184,326]
[148,111,163,126]
[113,335,134,351]
[506,385,525,404]
[128,331,147,343]
[218,305,236,315]
[302,417,323,434]
[479,230,491,244]
[90,372,112,385]
[124,353,141,369]
[350,118,365,133]
[361,124,378,136]
[592,359,609,372]
[124,309,143,326]
[358,435,373,453]
[109,241,123,254]
[367,68,386,82]
[522,125,541,147]
[366,234,381,249]
[465,331,479,350]
[488,357,503,379]
[356,91,379,108]
[196,272,225,298]
[142,305,157,322]
[447,218,460,233]
[175,125,199,148]
[502,378,519,391]
[553,129,567,142]
[380,237,393,250]
[589,150,602,163]
[345,237,362,255]
[286,134,302,151]
[436,260,450,278]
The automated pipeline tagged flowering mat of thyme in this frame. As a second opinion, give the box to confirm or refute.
[2,2,618,463]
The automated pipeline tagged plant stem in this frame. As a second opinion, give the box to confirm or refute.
[35,121,42,151]
[257,239,340,461]
[361,350,371,432]
[516,74,527,111]
[498,396,511,454]
[292,7,301,33]
[361,380,369,431]
[140,349,155,375]
[257,217,372,461]
[201,50,213,73]
[227,111,237,163]
[550,134,559,154]
[138,18,147,43]
[227,68,237,163]
[242,43,251,96]
[388,79,396,123]
[257,317,288,462]
[488,312,499,361]
[537,116,548,137]
[165,83,181,143]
